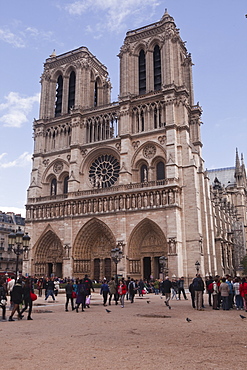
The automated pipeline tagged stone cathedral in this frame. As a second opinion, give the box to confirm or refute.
[24,11,247,281]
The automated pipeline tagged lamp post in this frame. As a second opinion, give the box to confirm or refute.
[111,243,123,285]
[195,260,200,275]
[8,226,30,282]
[159,256,168,280]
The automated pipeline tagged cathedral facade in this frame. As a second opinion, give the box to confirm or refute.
[24,11,247,281]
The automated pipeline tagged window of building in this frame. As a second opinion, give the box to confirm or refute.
[153,45,161,91]
[94,80,98,107]
[156,161,165,180]
[55,75,63,117]
[51,178,57,196]
[139,49,146,95]
[68,71,76,113]
[63,176,69,194]
[140,164,148,183]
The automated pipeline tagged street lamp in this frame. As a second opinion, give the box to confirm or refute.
[111,244,123,285]
[8,226,30,282]
[195,260,200,274]
[159,256,168,280]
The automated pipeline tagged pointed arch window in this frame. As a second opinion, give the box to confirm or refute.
[139,49,146,95]
[94,80,98,107]
[156,161,165,181]
[55,75,63,117]
[140,164,148,183]
[153,45,161,91]
[51,178,57,196]
[63,176,69,194]
[68,71,76,113]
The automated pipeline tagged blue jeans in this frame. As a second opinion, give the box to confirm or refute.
[45,290,55,300]
[235,294,243,309]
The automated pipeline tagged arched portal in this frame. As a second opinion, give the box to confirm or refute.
[73,218,116,281]
[128,218,167,280]
[34,230,63,277]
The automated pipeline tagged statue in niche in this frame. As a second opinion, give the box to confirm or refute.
[98,198,102,212]
[169,238,176,254]
[119,196,123,209]
[51,182,56,196]
[137,194,142,208]
[156,191,160,206]
[169,190,174,204]
[88,200,92,213]
[109,197,113,211]
[132,194,136,208]
[143,193,148,207]
[103,198,107,212]
[144,168,148,182]
[150,192,154,207]
[126,195,130,209]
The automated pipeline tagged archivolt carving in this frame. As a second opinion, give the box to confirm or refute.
[34,230,63,263]
[73,218,115,260]
[128,218,167,259]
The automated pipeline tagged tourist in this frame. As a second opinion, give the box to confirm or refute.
[240,277,247,312]
[161,276,172,308]
[171,278,178,300]
[65,279,75,311]
[44,278,56,301]
[9,279,23,321]
[75,279,86,312]
[118,279,127,308]
[0,278,7,321]
[128,278,136,303]
[37,278,43,297]
[100,279,109,306]
[108,277,117,305]
[154,279,160,295]
[188,280,195,309]
[138,279,145,297]
[212,277,219,310]
[177,277,187,300]
[219,277,230,310]
[20,278,33,320]
[233,277,243,310]
[82,274,94,309]
[206,275,214,306]
[192,274,204,310]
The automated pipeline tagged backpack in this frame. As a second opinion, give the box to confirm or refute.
[193,277,202,290]
[79,285,85,294]
[207,282,213,294]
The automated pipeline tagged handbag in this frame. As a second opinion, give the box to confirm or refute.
[30,292,38,301]
[86,295,91,305]
[71,291,77,299]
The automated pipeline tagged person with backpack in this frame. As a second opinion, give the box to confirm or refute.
[100,279,109,306]
[192,274,204,310]
[128,278,136,303]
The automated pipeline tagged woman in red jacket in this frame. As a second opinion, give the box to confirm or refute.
[118,279,127,308]
[239,277,247,312]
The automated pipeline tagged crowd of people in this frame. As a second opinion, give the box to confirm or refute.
[1,273,247,321]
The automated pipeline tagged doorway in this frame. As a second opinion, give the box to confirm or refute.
[143,257,151,280]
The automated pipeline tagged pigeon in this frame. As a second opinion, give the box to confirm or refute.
[147,301,151,304]
[240,314,246,319]
[105,309,111,313]
[160,296,163,299]
[186,318,192,322]
[168,306,171,310]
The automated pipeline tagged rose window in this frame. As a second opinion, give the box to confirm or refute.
[89,154,120,188]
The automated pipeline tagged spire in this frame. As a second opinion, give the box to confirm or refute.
[49,49,56,58]
[161,8,174,23]
[234,148,241,178]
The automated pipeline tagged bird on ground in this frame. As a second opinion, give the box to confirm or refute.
[186,318,192,322]
[160,296,163,299]
[147,300,151,304]
[168,306,171,310]
[240,314,246,319]
[105,309,111,313]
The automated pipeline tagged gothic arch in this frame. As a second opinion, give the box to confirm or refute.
[128,218,167,279]
[128,218,167,258]
[73,218,116,280]
[131,140,166,169]
[33,226,63,277]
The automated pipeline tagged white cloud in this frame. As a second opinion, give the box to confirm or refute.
[0,92,40,128]
[65,0,160,32]
[0,28,25,48]
[0,152,32,169]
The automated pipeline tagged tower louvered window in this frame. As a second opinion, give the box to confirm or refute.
[55,75,63,117]
[139,50,146,95]
[68,71,76,112]
[153,45,161,91]
[157,161,165,180]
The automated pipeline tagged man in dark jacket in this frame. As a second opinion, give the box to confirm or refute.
[65,279,75,311]
[44,278,56,301]
[161,276,172,308]
[192,274,204,310]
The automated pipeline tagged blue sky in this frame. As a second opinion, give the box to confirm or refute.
[0,0,246,217]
